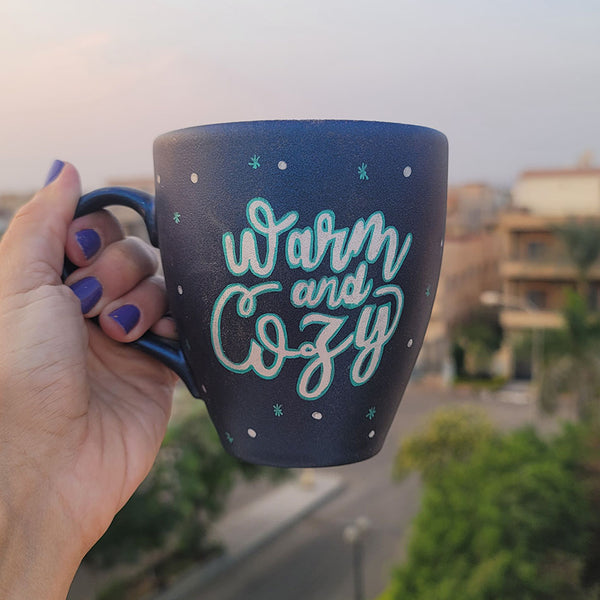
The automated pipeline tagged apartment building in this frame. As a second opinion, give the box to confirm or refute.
[420,228,500,377]
[418,183,504,379]
[497,166,600,376]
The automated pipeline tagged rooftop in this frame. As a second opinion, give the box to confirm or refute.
[519,167,600,179]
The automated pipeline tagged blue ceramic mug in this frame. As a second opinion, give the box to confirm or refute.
[74,120,448,467]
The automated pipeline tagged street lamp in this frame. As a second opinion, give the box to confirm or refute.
[480,290,543,387]
[343,516,370,600]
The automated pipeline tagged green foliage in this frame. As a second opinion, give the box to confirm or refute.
[452,308,502,378]
[539,290,600,420]
[85,408,284,568]
[393,406,496,482]
[555,219,600,317]
[555,220,600,282]
[383,419,599,600]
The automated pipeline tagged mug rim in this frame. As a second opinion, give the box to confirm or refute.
[156,119,447,143]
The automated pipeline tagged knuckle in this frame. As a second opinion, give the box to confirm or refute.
[72,209,124,238]
[147,275,166,292]
[108,237,158,274]
[96,209,125,236]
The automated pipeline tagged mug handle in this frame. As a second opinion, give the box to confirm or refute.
[63,187,201,398]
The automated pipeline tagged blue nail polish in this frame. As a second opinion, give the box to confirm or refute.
[44,160,65,186]
[109,304,141,334]
[69,277,103,314]
[75,229,101,260]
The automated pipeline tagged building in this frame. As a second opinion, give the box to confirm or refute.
[497,166,600,377]
[446,182,509,235]
[418,183,504,379]
[512,167,600,216]
[420,227,501,377]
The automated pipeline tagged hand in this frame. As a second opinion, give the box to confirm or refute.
[0,162,177,599]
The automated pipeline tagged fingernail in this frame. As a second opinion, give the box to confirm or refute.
[75,229,101,260]
[109,304,141,334]
[69,277,103,314]
[44,159,65,187]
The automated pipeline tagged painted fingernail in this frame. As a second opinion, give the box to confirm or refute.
[44,159,65,187]
[75,229,102,260]
[69,277,103,314]
[109,304,141,334]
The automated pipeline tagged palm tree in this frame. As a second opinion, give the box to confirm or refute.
[539,290,600,420]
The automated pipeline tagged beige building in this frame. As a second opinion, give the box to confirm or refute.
[419,183,504,377]
[512,168,600,216]
[420,228,501,376]
[446,182,508,235]
[497,167,600,377]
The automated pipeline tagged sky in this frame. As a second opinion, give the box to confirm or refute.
[1,0,599,194]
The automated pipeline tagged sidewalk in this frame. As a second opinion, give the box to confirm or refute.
[149,472,345,600]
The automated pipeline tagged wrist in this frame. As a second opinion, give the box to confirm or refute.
[0,483,82,600]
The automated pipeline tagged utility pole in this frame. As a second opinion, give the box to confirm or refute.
[343,516,370,600]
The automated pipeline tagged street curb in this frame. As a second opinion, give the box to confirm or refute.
[149,473,346,600]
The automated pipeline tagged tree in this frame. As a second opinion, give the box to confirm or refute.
[451,308,502,379]
[382,422,594,600]
[555,219,600,305]
[393,406,496,482]
[539,290,600,420]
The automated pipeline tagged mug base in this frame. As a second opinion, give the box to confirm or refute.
[223,443,384,468]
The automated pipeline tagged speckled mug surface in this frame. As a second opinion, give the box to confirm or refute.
[75,120,448,467]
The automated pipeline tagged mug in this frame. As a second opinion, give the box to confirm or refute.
[73,120,448,467]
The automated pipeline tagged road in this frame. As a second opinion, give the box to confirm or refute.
[187,382,555,600]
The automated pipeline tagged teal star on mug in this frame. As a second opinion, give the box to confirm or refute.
[358,163,369,181]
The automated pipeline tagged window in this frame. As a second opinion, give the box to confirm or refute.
[526,241,546,260]
[526,290,547,309]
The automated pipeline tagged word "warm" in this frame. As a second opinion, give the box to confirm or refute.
[222,198,412,280]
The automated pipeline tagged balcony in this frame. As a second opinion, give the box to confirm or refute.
[501,257,600,281]
[500,308,564,331]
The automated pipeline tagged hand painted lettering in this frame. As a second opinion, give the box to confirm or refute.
[211,198,413,400]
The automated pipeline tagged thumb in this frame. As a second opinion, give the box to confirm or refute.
[0,161,82,296]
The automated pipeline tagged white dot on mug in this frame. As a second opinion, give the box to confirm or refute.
[177,285,183,295]
[312,411,323,421]
[403,166,412,178]
[369,430,375,439]
[156,174,161,184]
[190,172,199,184]
[278,161,288,170]
[407,338,414,348]
[201,384,207,394]
[247,428,257,438]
